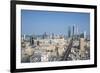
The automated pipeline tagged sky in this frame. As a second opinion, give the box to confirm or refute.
[21,10,90,36]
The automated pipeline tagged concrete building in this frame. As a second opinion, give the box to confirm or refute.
[79,38,85,57]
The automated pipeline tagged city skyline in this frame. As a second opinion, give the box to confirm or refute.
[21,10,90,35]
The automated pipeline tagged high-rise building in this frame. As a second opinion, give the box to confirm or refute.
[72,24,76,39]
[43,32,47,39]
[76,24,80,39]
[68,26,71,38]
[72,25,75,37]
[52,33,54,39]
[30,36,34,45]
[23,34,26,40]
[80,31,86,39]
[84,31,86,39]
[76,24,78,36]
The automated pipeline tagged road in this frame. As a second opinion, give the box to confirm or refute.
[62,39,73,60]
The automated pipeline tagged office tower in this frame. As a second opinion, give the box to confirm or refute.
[52,33,54,39]
[30,36,34,45]
[23,34,26,40]
[42,32,45,39]
[84,31,86,39]
[80,31,86,39]
[22,34,26,41]
[76,24,79,39]
[72,25,74,37]
[68,26,71,38]
[42,32,47,39]
[72,24,75,39]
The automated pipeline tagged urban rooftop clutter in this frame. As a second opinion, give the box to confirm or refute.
[21,24,90,63]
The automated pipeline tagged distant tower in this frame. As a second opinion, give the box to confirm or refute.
[84,31,86,39]
[43,32,47,39]
[30,36,34,45]
[76,25,77,35]
[68,26,71,38]
[44,32,47,38]
[23,34,26,40]
[72,24,75,38]
[76,24,79,39]
[52,33,54,39]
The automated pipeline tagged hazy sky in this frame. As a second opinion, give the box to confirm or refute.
[21,10,90,35]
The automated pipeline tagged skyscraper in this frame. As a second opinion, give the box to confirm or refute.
[68,26,71,38]
[76,24,78,36]
[72,24,75,38]
[84,31,86,39]
[76,24,79,39]
[30,36,34,45]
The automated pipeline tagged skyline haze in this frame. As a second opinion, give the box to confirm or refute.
[21,10,90,36]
